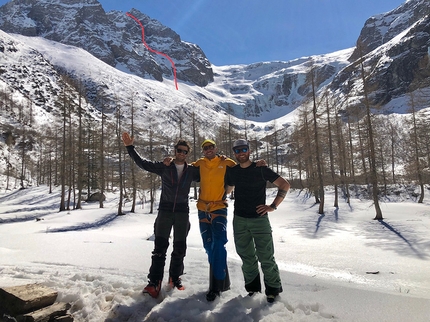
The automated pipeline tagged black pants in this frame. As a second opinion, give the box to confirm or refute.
[148,210,190,283]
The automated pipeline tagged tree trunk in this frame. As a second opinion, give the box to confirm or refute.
[358,50,383,220]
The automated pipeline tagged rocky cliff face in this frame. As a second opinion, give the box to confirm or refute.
[331,0,430,107]
[0,0,213,87]
[0,0,429,122]
[350,0,430,60]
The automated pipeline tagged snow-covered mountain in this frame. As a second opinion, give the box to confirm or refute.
[334,0,430,109]
[0,0,429,138]
[0,0,213,87]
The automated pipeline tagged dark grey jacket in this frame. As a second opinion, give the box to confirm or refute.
[126,145,199,212]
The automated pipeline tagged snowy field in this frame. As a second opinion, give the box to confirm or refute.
[0,185,429,321]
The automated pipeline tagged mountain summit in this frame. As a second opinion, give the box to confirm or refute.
[0,0,429,127]
[0,0,213,87]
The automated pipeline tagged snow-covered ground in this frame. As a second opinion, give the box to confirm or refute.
[1,185,429,321]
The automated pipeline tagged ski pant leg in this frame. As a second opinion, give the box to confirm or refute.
[249,215,281,292]
[210,208,228,280]
[233,215,260,286]
[169,211,190,280]
[148,210,173,283]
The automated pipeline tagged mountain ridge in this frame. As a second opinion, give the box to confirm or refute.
[0,0,429,134]
[0,0,214,87]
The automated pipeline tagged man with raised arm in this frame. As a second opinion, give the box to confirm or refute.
[122,132,199,298]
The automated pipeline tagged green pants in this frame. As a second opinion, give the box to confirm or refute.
[233,215,281,289]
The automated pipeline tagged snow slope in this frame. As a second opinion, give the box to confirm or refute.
[1,185,429,321]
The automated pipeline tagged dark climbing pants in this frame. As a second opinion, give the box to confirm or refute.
[148,210,190,283]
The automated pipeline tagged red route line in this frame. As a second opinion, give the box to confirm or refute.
[126,12,178,90]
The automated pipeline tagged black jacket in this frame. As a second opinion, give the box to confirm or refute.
[126,145,199,212]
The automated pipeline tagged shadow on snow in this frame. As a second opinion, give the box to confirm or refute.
[45,213,120,233]
[105,292,298,322]
[375,220,428,260]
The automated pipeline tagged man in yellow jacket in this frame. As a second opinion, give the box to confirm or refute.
[193,139,236,301]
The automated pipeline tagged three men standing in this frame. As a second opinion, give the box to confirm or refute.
[123,133,289,304]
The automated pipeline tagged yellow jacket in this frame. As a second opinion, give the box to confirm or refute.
[193,156,236,212]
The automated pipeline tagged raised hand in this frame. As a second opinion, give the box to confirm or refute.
[163,157,174,166]
[122,132,134,146]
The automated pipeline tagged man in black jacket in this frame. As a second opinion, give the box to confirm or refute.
[122,132,199,298]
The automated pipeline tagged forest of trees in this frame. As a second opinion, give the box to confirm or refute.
[0,61,429,220]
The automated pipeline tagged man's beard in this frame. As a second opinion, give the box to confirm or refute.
[237,154,250,163]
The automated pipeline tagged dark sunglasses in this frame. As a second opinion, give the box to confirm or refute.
[203,144,215,151]
[176,148,188,155]
[234,147,249,154]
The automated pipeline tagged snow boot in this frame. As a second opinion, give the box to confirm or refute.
[206,290,220,302]
[209,264,230,292]
[206,264,230,301]
[265,284,283,303]
[143,280,161,298]
[266,295,276,303]
[168,277,185,290]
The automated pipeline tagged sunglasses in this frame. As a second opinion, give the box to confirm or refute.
[203,144,215,151]
[176,148,188,155]
[234,147,249,154]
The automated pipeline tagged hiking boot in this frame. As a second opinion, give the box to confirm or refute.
[266,295,276,303]
[169,277,185,290]
[265,284,282,303]
[143,280,161,298]
[209,264,231,292]
[206,290,220,301]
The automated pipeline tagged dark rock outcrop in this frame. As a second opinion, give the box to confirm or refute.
[0,0,213,87]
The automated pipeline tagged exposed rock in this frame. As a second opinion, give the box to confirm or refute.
[349,0,430,60]
[332,14,430,107]
[21,302,71,322]
[0,0,213,87]
[0,284,57,315]
[0,284,73,321]
[0,0,429,123]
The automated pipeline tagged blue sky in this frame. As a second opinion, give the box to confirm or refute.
[0,0,405,65]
